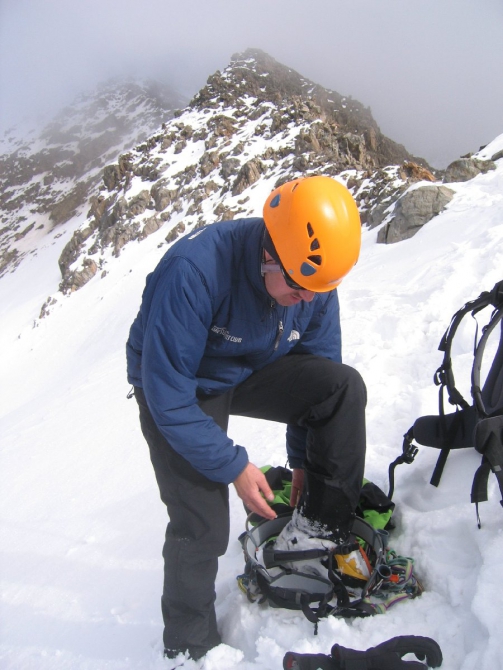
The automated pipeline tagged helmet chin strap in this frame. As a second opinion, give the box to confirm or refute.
[261,247,276,275]
[263,228,281,263]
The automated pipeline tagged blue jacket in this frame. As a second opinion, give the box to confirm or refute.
[127,218,342,484]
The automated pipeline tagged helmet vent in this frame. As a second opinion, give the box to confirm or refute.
[310,238,320,251]
[307,255,322,266]
[307,222,314,237]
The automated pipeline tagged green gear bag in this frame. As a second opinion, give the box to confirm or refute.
[247,466,395,532]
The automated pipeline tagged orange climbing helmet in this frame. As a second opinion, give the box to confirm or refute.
[262,175,361,292]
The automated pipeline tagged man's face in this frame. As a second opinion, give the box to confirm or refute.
[262,252,316,306]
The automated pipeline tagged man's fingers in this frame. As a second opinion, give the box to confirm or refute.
[233,463,277,519]
[290,468,304,507]
[250,471,276,518]
[289,485,301,507]
[246,491,277,519]
[258,474,274,502]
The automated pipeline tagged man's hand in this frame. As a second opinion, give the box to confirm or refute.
[233,463,276,520]
[289,467,304,507]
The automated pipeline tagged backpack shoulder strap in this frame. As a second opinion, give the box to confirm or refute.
[431,281,503,485]
[472,307,503,417]
[435,282,503,408]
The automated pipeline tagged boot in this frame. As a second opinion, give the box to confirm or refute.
[302,470,373,581]
[299,469,354,542]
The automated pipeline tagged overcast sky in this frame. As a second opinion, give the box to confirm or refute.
[1,0,502,168]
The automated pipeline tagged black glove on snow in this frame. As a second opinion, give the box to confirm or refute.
[283,635,443,670]
[283,652,334,670]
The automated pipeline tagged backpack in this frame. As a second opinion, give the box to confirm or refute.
[388,280,503,526]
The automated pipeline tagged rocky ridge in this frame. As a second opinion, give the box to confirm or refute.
[56,49,443,297]
[0,79,187,277]
[2,49,499,318]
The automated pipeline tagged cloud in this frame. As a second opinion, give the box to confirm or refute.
[1,0,502,167]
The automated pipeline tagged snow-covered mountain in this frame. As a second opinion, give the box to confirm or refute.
[0,78,187,278]
[3,49,450,308]
[1,47,503,670]
[55,49,438,297]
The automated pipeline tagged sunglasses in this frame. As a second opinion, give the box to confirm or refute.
[261,262,306,291]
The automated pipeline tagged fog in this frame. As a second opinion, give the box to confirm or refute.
[1,0,502,168]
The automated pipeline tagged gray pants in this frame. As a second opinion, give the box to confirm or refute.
[134,354,366,658]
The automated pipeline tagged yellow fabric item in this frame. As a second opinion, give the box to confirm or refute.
[335,546,372,582]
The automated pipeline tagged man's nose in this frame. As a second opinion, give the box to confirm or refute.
[298,289,315,302]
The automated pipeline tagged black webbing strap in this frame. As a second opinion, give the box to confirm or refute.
[388,428,418,499]
[263,544,332,568]
[471,461,491,529]
[471,415,503,527]
[299,592,332,630]
[430,448,450,488]
[430,407,466,487]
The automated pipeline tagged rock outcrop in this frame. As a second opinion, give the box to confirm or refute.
[443,157,496,183]
[377,185,455,244]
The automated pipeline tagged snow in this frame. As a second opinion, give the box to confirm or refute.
[1,134,503,669]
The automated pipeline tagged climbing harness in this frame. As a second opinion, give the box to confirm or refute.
[237,512,422,631]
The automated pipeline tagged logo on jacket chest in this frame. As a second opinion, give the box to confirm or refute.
[211,325,243,344]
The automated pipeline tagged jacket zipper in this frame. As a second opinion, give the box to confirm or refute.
[268,299,284,352]
[274,319,284,351]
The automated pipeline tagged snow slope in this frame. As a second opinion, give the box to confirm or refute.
[1,135,502,670]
